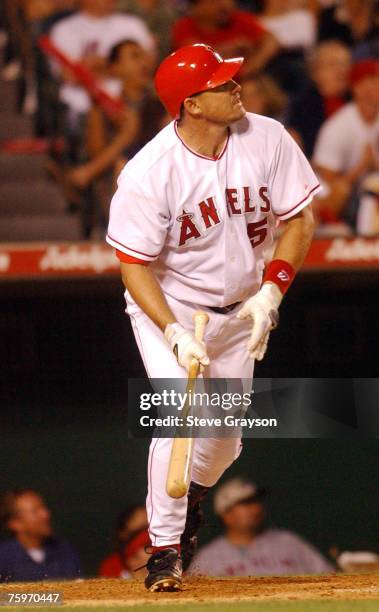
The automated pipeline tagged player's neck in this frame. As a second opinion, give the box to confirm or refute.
[176,118,229,159]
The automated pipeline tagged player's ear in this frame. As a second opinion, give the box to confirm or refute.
[182,96,202,118]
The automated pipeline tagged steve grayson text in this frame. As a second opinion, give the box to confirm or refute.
[139,415,278,428]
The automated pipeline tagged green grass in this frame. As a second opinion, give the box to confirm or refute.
[3,601,378,611]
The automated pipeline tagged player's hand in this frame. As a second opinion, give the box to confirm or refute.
[164,323,210,372]
[236,283,282,361]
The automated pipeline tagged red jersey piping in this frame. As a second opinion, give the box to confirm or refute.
[107,234,160,259]
[276,184,320,218]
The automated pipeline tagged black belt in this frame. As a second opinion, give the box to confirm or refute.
[208,301,241,315]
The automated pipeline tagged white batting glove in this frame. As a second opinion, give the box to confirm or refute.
[164,322,210,372]
[236,283,282,361]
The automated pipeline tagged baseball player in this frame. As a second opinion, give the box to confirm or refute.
[107,44,320,591]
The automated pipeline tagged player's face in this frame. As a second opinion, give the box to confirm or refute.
[190,80,246,125]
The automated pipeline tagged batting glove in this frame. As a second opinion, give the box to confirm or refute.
[236,283,282,361]
[164,322,210,372]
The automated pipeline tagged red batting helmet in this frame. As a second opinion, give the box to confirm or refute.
[154,44,244,118]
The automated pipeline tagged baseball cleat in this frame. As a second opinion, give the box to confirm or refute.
[145,547,182,592]
[181,482,209,571]
[148,577,182,592]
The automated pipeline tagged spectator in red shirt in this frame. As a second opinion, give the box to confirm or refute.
[122,529,151,579]
[98,504,147,578]
[171,0,279,77]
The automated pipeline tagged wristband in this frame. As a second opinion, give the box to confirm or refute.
[262,259,295,295]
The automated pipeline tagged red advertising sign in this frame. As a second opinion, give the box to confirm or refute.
[0,243,119,278]
[0,238,378,280]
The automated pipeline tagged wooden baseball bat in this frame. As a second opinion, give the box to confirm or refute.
[38,36,125,119]
[166,310,209,499]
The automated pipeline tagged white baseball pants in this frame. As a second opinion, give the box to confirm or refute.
[128,292,254,546]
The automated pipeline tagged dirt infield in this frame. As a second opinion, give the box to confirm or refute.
[1,573,379,607]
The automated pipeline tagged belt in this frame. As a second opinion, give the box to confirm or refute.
[208,301,241,315]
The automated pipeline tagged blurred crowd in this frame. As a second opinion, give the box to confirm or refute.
[0,478,336,582]
[0,0,379,237]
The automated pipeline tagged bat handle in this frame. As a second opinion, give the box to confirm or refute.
[188,311,209,377]
[193,310,209,342]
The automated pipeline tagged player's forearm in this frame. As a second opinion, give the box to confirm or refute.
[270,206,315,272]
[120,263,176,331]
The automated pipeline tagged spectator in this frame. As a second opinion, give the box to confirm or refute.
[49,0,156,119]
[65,39,166,192]
[257,0,316,93]
[318,0,378,48]
[102,529,151,579]
[1,1,25,83]
[1,2,78,85]
[286,41,351,158]
[353,1,379,60]
[32,1,79,32]
[241,74,288,120]
[189,478,334,576]
[99,504,148,578]
[4,2,79,126]
[117,0,178,59]
[23,1,77,24]
[171,0,279,77]
[121,529,151,579]
[313,59,379,228]
[47,37,168,235]
[260,0,316,52]
[0,489,81,582]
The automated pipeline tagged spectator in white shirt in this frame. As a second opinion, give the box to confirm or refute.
[50,0,155,116]
[260,0,317,52]
[258,0,317,94]
[189,478,335,577]
[313,59,379,231]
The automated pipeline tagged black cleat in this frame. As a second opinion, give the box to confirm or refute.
[144,547,182,592]
[181,482,209,571]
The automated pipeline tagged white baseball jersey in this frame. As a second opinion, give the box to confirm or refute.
[189,529,335,576]
[107,112,320,307]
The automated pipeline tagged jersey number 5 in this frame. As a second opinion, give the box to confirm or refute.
[247,218,267,248]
